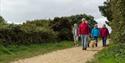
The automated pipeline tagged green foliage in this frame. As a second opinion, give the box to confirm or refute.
[0,16,6,24]
[50,17,72,40]
[99,0,125,43]
[110,0,125,43]
[50,14,97,40]
[88,43,125,63]
[99,1,112,21]
[0,14,96,45]
[0,20,57,45]
[66,14,97,28]
[90,1,125,63]
[0,16,8,29]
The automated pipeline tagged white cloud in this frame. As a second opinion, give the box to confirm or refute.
[1,0,106,24]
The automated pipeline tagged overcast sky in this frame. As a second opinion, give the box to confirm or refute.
[1,0,106,24]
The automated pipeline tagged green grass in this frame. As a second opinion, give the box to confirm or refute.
[87,43,125,63]
[0,41,73,63]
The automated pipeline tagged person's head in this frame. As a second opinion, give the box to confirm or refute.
[81,18,88,24]
[94,24,98,28]
[103,24,106,28]
[74,23,77,27]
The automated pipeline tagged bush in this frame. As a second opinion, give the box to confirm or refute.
[0,24,57,45]
[50,14,96,41]
[0,14,96,45]
[50,17,72,40]
[88,43,125,63]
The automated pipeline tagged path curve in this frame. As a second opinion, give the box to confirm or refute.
[12,41,105,63]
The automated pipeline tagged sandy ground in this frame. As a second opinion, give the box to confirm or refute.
[12,41,105,63]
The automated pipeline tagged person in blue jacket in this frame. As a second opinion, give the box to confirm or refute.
[91,24,100,47]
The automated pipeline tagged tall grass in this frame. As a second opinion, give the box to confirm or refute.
[88,43,125,63]
[0,41,73,63]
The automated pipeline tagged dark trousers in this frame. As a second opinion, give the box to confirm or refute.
[93,36,98,47]
[102,37,107,46]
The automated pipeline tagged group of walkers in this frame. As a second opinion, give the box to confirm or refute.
[72,18,109,50]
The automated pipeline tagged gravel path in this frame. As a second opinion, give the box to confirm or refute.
[12,41,105,63]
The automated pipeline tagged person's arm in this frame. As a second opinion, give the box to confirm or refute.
[78,25,81,37]
[88,25,91,37]
[107,29,109,35]
[100,28,102,37]
[91,29,94,37]
[72,27,74,34]
[107,28,110,38]
[77,27,80,37]
[98,28,100,36]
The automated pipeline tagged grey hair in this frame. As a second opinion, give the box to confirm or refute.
[81,18,86,21]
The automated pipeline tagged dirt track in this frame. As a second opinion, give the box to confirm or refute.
[12,41,105,63]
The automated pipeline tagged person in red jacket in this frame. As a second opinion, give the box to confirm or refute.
[79,18,90,50]
[100,25,109,47]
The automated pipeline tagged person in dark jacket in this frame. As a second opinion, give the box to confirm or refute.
[79,18,90,50]
[100,25,109,47]
[91,24,100,47]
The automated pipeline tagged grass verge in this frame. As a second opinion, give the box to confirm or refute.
[0,41,73,63]
[87,43,125,63]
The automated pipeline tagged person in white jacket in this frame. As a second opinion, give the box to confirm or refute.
[72,23,79,46]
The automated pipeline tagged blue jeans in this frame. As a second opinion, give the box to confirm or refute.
[81,35,89,48]
[102,37,107,46]
[73,35,78,42]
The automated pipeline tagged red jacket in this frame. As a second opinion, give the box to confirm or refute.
[79,22,90,35]
[100,28,109,37]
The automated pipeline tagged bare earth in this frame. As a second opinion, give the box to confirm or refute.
[12,41,105,63]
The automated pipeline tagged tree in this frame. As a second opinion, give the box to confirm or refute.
[51,17,72,40]
[50,14,97,40]
[99,1,112,21]
[110,0,125,43]
[0,16,6,23]
[99,0,125,43]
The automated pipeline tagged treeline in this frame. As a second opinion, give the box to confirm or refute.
[90,1,125,63]
[99,0,125,43]
[0,14,96,45]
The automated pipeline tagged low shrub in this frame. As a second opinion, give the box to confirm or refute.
[88,43,125,63]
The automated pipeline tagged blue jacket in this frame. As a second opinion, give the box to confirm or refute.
[91,27,100,37]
